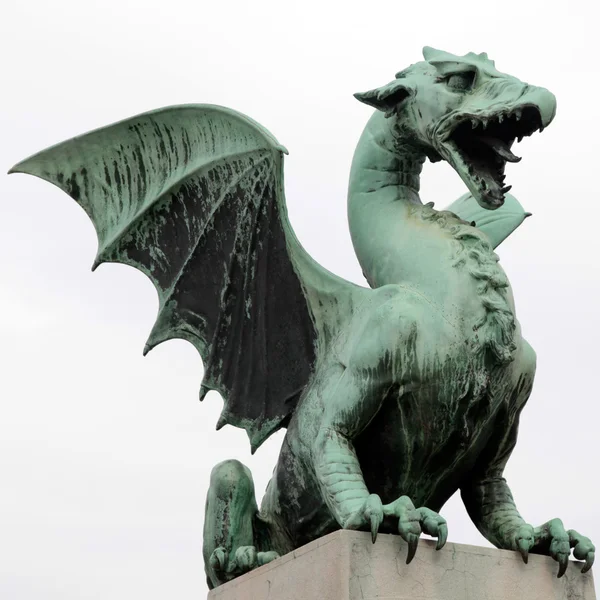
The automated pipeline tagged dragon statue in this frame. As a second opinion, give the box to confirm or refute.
[10,47,595,589]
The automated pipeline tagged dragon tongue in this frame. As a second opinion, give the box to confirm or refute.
[480,136,521,163]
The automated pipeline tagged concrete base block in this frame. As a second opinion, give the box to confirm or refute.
[208,530,595,600]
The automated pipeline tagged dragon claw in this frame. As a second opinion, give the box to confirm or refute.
[346,496,447,562]
[257,551,280,567]
[371,514,380,544]
[568,528,595,575]
[370,511,383,543]
[518,541,529,564]
[343,494,384,544]
[365,494,384,544]
[546,521,571,578]
[522,520,595,578]
[515,529,533,564]
[232,545,258,574]
[383,497,447,562]
[556,553,569,578]
[582,551,595,574]
[208,545,278,584]
[436,523,448,551]
[209,546,227,572]
[406,534,419,564]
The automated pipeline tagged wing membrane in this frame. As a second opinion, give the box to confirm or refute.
[11,105,318,449]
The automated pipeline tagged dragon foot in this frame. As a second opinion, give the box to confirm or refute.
[383,496,448,563]
[511,518,594,578]
[209,545,280,581]
[343,494,447,563]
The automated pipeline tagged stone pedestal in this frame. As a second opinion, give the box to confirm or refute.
[208,530,595,600]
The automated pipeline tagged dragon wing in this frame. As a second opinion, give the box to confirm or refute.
[10,105,358,451]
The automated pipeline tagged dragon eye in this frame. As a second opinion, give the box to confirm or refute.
[446,71,476,92]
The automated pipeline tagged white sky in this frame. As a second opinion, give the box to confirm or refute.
[1,0,599,598]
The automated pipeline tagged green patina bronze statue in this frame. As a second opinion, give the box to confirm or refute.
[10,47,595,588]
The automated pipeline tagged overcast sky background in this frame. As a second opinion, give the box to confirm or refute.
[1,1,599,598]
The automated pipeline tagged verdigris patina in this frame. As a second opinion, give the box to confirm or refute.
[10,47,594,589]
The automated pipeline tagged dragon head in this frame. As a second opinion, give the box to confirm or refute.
[355,47,556,209]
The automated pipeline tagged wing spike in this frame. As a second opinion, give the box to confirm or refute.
[199,384,210,402]
[145,301,177,355]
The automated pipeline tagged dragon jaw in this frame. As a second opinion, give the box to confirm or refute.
[435,93,556,209]
[355,47,557,211]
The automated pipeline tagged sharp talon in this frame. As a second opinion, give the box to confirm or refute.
[436,523,448,551]
[406,535,419,564]
[371,521,378,544]
[582,551,595,574]
[517,539,530,564]
[557,555,569,579]
[520,549,529,564]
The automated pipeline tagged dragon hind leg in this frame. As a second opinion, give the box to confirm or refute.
[203,459,279,589]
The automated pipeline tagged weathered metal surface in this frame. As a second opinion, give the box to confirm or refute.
[10,48,594,591]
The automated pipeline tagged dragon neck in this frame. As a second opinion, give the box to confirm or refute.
[347,110,428,287]
[347,111,517,365]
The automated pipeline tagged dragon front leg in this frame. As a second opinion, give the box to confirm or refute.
[315,424,448,562]
[315,425,379,535]
[312,309,448,563]
[462,477,594,577]
[462,406,595,579]
[312,304,449,562]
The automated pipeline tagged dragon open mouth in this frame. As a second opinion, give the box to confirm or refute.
[442,105,544,209]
